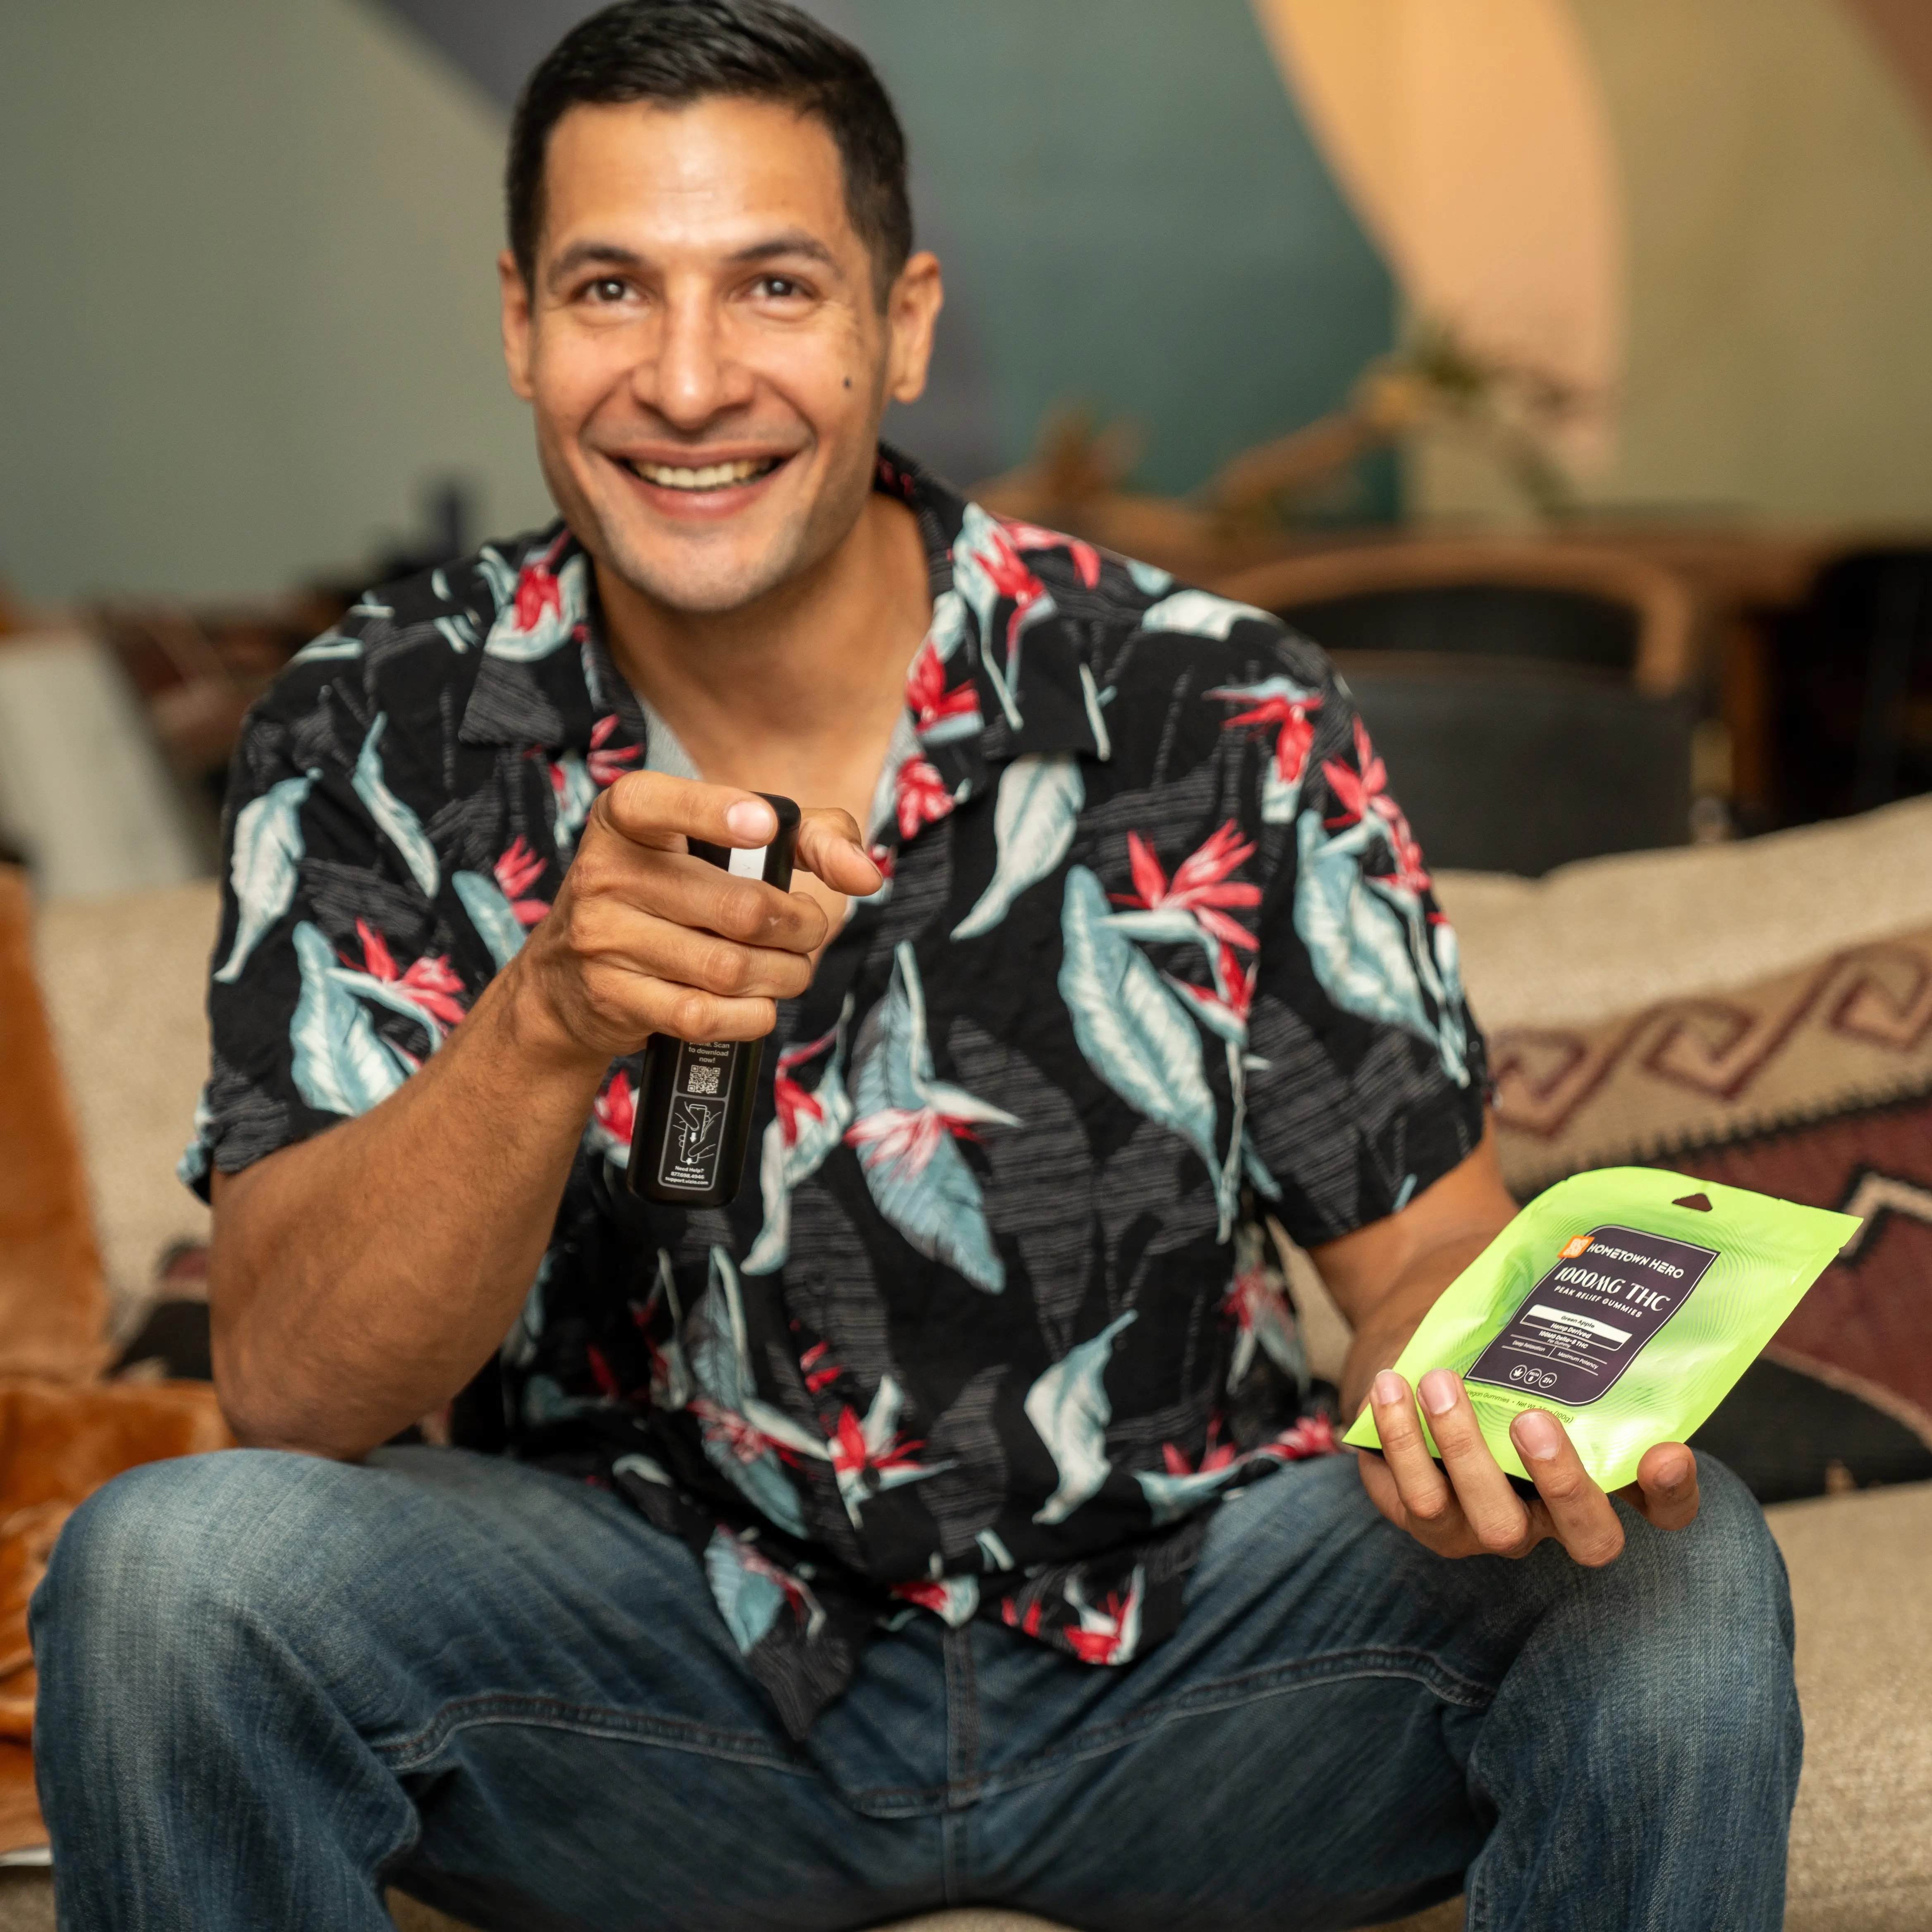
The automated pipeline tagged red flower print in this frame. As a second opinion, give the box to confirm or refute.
[690,1398,805,1468]
[1322,717,1431,894]
[1205,679,1324,787]
[339,919,467,1030]
[999,519,1102,590]
[1062,1574,1143,1665]
[593,1070,636,1147]
[774,1024,839,1148]
[845,1106,981,1179]
[904,637,980,739]
[1168,940,1258,1039]
[894,756,954,842]
[831,1402,929,1485]
[510,532,571,634]
[1323,717,1398,829]
[799,1341,842,1396]
[588,714,642,788]
[494,837,550,927]
[1160,1413,1239,1478]
[1254,1414,1340,1462]
[1110,820,1262,951]
[971,524,1052,651]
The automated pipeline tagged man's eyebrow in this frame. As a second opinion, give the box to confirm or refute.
[545,232,844,288]
[547,240,647,287]
[725,231,842,275]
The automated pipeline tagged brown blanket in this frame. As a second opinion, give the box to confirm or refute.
[0,864,234,1855]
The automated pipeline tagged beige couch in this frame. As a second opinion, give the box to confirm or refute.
[31,794,1932,1931]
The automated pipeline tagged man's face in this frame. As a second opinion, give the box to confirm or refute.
[501,96,940,615]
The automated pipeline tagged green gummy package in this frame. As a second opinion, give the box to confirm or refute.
[1341,1167,1861,1493]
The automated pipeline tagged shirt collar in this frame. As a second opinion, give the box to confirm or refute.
[457,445,1112,788]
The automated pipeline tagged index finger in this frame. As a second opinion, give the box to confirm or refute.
[598,771,778,854]
[796,806,883,897]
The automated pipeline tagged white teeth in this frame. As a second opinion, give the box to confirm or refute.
[633,457,776,490]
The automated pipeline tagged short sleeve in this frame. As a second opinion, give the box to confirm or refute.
[179,643,467,1201]
[1238,635,1488,1248]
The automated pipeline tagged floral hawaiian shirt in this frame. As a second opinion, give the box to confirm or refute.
[187,448,1487,1737]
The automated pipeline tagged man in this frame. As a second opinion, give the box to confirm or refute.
[34,4,1799,1927]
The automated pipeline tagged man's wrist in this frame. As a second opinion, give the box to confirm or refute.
[489,947,618,1088]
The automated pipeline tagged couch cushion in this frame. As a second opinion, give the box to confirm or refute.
[1772,1480,1932,1931]
[1435,790,1932,1031]
[31,880,218,1330]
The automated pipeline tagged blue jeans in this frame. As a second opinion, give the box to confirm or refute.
[32,1445,1798,1932]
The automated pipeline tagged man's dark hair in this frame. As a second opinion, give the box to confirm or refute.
[507,0,912,306]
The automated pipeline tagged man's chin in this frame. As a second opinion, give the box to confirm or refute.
[594,528,806,618]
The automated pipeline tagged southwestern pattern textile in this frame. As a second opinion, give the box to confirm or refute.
[185,450,1485,1735]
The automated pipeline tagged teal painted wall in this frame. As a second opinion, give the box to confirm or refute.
[841,0,1399,498]
[0,0,550,604]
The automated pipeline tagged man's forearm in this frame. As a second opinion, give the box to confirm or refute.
[1337,1226,1501,1419]
[210,960,608,1459]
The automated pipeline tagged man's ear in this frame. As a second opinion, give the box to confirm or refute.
[499,249,535,402]
[885,251,944,406]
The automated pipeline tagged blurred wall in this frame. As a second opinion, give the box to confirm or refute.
[1406,0,1932,523]
[0,0,551,605]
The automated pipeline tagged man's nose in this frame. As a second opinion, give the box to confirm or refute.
[642,291,755,429]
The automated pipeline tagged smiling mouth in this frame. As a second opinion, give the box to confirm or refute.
[619,455,786,493]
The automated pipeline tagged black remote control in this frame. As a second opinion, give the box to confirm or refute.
[625,794,801,1208]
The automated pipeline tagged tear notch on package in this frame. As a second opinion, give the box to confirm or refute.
[1342,1167,1861,1493]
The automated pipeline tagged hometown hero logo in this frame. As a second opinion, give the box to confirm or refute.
[1559,1235,1595,1262]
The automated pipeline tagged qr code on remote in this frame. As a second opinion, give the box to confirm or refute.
[685,1064,722,1097]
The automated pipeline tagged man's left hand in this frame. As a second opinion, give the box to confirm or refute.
[1358,1368,1700,1566]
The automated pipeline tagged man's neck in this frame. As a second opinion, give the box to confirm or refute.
[592,492,933,819]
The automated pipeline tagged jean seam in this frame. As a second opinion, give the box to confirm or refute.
[372,1693,811,1779]
[963,1646,1497,1802]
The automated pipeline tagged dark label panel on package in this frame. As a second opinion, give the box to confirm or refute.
[1466,1224,1718,1408]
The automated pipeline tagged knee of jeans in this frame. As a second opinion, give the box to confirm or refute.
[33,1449,361,1680]
[1606,1451,1798,1753]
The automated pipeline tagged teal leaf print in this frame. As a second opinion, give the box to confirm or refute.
[1294,810,1456,1073]
[1137,589,1272,640]
[1135,1461,1247,1528]
[289,633,362,665]
[1026,1310,1136,1525]
[685,1248,825,1538]
[288,921,411,1118]
[1058,868,1219,1177]
[952,753,1085,940]
[846,944,1018,1294]
[703,1529,787,1655]
[741,1005,854,1277]
[352,715,439,898]
[452,870,526,970]
[214,770,317,984]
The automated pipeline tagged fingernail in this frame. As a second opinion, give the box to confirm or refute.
[1372,1371,1405,1408]
[1512,1410,1562,1462]
[1419,1369,1460,1417]
[1656,1451,1692,1492]
[726,800,776,841]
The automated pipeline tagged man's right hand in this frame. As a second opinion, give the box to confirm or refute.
[511,772,882,1065]
[209,771,878,1458]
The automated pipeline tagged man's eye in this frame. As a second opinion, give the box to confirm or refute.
[587,277,629,303]
[754,275,804,300]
